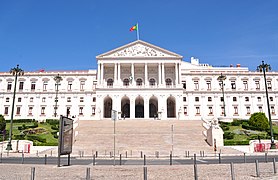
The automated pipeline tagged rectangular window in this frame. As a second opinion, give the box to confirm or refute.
[79,107,84,115]
[43,81,48,91]
[208,107,213,115]
[68,81,72,90]
[257,97,261,102]
[41,107,46,115]
[220,97,224,102]
[234,106,238,115]
[245,97,249,102]
[42,97,46,102]
[196,106,200,115]
[4,107,8,115]
[183,97,186,102]
[6,98,10,102]
[92,106,96,115]
[255,81,260,90]
[80,81,85,91]
[182,81,186,89]
[208,97,212,102]
[19,82,24,90]
[206,81,211,90]
[184,106,187,115]
[28,107,33,115]
[7,82,12,91]
[243,81,248,90]
[246,106,251,115]
[93,97,96,102]
[31,82,36,91]
[231,81,236,90]
[30,97,34,102]
[271,106,275,115]
[80,97,84,102]
[194,81,199,90]
[195,97,199,102]
[270,97,274,101]
[233,97,237,102]
[67,97,71,102]
[258,106,263,112]
[18,97,22,102]
[16,107,21,115]
[221,107,225,115]
[267,81,272,90]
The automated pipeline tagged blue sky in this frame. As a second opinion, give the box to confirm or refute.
[0,0,277,72]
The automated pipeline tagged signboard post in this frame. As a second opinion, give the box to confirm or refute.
[57,115,73,167]
[112,110,117,166]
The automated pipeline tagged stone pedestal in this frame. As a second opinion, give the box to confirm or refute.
[207,125,224,147]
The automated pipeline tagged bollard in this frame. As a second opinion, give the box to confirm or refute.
[141,151,143,158]
[79,151,82,158]
[93,154,96,166]
[126,151,128,158]
[255,160,260,177]
[51,150,52,157]
[170,153,172,165]
[44,154,47,165]
[273,158,277,174]
[185,151,187,157]
[105,150,107,157]
[144,155,146,166]
[131,150,132,157]
[31,167,35,180]
[110,151,112,158]
[188,151,190,157]
[21,152,24,164]
[144,166,147,180]
[265,153,268,163]
[0,153,2,163]
[36,150,39,157]
[203,151,205,157]
[194,154,198,180]
[199,151,202,157]
[96,151,98,158]
[86,167,90,180]
[230,162,235,180]
[244,153,246,163]
[120,154,122,165]
[218,153,221,164]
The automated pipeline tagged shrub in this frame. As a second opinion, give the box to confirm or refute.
[46,119,59,125]
[242,124,264,131]
[231,119,241,126]
[220,123,230,131]
[0,114,6,131]
[224,132,234,139]
[26,135,46,143]
[248,112,269,131]
[51,125,59,131]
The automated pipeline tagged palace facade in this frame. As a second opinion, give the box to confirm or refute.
[0,40,277,121]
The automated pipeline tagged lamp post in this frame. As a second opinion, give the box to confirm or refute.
[6,64,24,150]
[257,61,275,149]
[217,73,227,117]
[54,74,62,117]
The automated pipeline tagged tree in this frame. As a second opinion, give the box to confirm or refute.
[0,114,6,131]
[249,112,269,131]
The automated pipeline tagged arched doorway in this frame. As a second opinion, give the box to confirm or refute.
[149,96,158,118]
[167,96,176,118]
[103,96,112,118]
[135,96,144,118]
[121,96,130,118]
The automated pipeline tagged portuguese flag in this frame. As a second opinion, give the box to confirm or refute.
[130,24,137,31]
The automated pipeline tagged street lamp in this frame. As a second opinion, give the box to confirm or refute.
[54,74,62,117]
[257,61,275,149]
[6,64,24,150]
[217,73,227,117]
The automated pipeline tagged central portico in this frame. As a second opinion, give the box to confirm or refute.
[96,40,183,120]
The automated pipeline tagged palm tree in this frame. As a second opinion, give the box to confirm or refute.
[6,64,24,150]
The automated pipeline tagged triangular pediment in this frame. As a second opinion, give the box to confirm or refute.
[97,40,183,59]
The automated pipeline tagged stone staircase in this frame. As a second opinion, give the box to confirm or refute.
[72,120,241,157]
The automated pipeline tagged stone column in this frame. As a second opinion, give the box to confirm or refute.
[179,63,181,84]
[175,63,178,85]
[144,97,149,118]
[118,63,121,85]
[162,63,165,85]
[145,63,148,87]
[114,63,117,86]
[101,63,104,85]
[158,63,161,86]
[131,63,134,86]
[97,63,101,85]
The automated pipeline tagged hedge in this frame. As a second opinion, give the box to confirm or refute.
[5,119,35,123]
[46,119,59,125]
[26,135,46,143]
[242,124,265,131]
[224,140,250,146]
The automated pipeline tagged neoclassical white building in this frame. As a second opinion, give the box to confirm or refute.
[0,40,277,121]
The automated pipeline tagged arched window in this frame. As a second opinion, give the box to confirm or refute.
[149,78,156,86]
[136,78,143,86]
[123,78,129,86]
[107,78,113,87]
[166,78,172,86]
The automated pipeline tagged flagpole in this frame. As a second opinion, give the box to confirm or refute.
[137,22,140,40]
